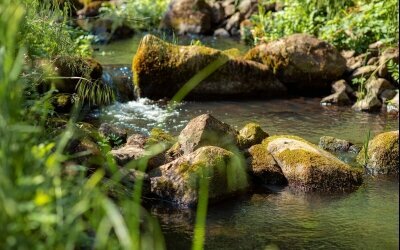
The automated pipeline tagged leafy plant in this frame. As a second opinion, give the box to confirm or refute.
[387,59,399,84]
[99,0,169,31]
[352,76,367,100]
[249,0,398,52]
[76,79,116,106]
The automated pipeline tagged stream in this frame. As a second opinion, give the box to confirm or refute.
[92,35,399,249]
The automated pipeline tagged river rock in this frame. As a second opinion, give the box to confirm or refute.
[111,129,176,170]
[387,92,399,114]
[261,135,363,191]
[348,65,378,81]
[332,79,354,95]
[132,35,287,100]
[238,0,257,17]
[213,28,230,37]
[345,53,367,73]
[247,144,288,185]
[210,2,225,24]
[365,78,395,96]
[149,146,249,207]
[380,89,397,103]
[357,130,399,176]
[320,90,351,106]
[319,136,359,153]
[243,34,346,94]
[161,0,213,35]
[237,123,269,149]
[352,92,382,112]
[176,114,238,156]
[367,57,379,66]
[225,12,241,32]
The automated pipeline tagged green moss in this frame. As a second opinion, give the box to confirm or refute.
[357,130,399,165]
[278,148,351,171]
[132,34,231,98]
[262,134,310,147]
[146,128,176,147]
[238,122,269,148]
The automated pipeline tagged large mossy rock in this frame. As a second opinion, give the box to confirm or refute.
[260,135,363,191]
[243,34,346,95]
[357,130,399,176]
[161,0,212,35]
[176,114,238,156]
[132,35,287,100]
[149,146,249,207]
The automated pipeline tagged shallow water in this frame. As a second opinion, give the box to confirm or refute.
[95,97,398,145]
[93,98,399,250]
[92,34,399,249]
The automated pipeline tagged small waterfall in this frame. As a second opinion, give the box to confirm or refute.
[102,64,136,102]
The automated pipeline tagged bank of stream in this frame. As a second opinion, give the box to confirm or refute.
[91,36,399,249]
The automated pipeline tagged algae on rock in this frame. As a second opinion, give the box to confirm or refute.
[132,34,286,100]
[357,130,399,176]
[261,135,363,191]
[149,146,249,207]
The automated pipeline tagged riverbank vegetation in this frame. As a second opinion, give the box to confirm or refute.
[0,0,399,249]
[249,0,398,52]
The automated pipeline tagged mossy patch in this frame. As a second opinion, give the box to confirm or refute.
[149,146,249,207]
[357,130,399,175]
[238,122,269,149]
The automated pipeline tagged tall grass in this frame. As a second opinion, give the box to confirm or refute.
[0,1,165,249]
[1,1,249,249]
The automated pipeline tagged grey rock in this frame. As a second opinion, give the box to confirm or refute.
[213,28,230,37]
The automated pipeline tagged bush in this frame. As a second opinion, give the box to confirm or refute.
[249,0,398,52]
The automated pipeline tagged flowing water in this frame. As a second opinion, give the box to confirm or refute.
[92,35,399,249]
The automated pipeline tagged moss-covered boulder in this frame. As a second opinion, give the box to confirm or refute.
[238,122,269,149]
[160,0,213,35]
[175,114,238,157]
[149,146,249,207]
[243,34,346,95]
[261,135,363,191]
[132,35,286,100]
[247,144,288,185]
[357,130,399,176]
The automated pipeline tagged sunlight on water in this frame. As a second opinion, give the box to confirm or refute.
[97,98,180,134]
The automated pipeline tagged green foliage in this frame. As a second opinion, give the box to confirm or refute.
[387,59,399,84]
[352,76,367,100]
[320,0,399,52]
[1,1,165,249]
[76,79,116,106]
[21,0,93,59]
[100,0,169,31]
[250,0,398,52]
